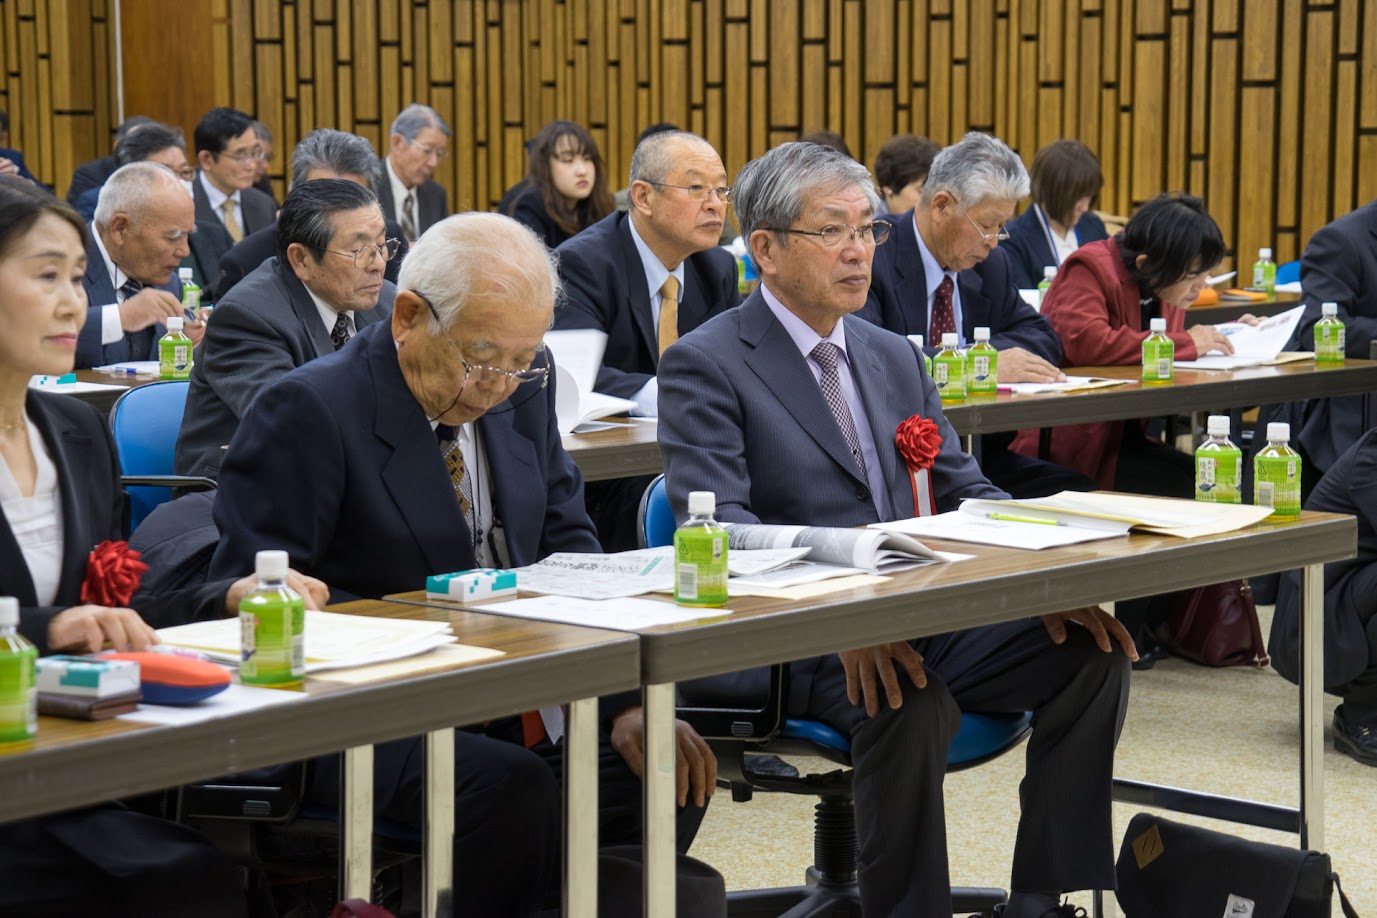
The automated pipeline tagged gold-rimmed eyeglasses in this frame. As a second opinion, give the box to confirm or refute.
[325,238,403,269]
[642,181,732,203]
[406,137,450,160]
[219,145,267,163]
[413,292,550,387]
[956,203,1010,243]
[765,221,892,248]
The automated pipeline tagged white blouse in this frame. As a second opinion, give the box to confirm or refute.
[0,414,65,605]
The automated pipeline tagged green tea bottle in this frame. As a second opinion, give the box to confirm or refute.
[239,550,306,687]
[158,316,193,381]
[967,326,998,395]
[1037,265,1057,310]
[1254,422,1302,519]
[906,334,933,378]
[1142,317,1174,385]
[674,491,728,608]
[1252,247,1276,295]
[1315,302,1346,364]
[933,332,967,401]
[179,267,201,313]
[1195,415,1242,504]
[0,597,36,746]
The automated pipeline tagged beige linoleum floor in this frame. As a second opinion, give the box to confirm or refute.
[689,606,1375,915]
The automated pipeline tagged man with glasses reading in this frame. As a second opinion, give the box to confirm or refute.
[657,141,1133,918]
[175,179,397,478]
[191,107,277,243]
[554,129,742,548]
[382,103,451,241]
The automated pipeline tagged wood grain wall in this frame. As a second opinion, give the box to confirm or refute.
[5,1,1374,268]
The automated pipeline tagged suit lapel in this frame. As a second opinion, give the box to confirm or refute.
[617,217,658,364]
[957,266,987,341]
[894,218,929,338]
[26,395,98,604]
[679,256,711,334]
[192,176,215,226]
[845,321,902,516]
[477,408,541,567]
[276,260,335,358]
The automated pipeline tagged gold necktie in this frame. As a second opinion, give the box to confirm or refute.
[658,275,680,355]
[220,198,243,243]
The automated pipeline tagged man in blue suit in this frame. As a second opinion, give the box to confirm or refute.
[78,162,197,368]
[658,141,1133,918]
[862,133,1093,498]
[209,212,716,913]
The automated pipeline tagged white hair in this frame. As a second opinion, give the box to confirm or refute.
[920,132,1030,207]
[93,161,183,229]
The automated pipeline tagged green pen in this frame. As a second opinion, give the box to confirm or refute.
[985,512,1068,526]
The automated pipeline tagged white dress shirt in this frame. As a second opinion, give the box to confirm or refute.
[0,414,65,606]
[912,213,964,345]
[199,171,243,236]
[1035,204,1080,267]
[626,216,685,417]
[305,286,356,342]
[386,158,418,235]
[92,225,139,346]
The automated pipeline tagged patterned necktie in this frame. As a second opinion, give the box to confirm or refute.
[330,313,351,351]
[930,274,956,341]
[809,342,869,478]
[117,277,143,302]
[658,275,680,355]
[220,197,243,243]
[401,193,418,242]
[437,425,473,519]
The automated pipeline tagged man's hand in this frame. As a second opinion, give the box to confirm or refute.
[48,605,158,653]
[0,157,19,177]
[1041,606,1138,660]
[224,569,331,614]
[997,347,1066,384]
[118,288,183,332]
[185,317,207,347]
[610,706,717,808]
[1187,324,1234,356]
[840,642,927,716]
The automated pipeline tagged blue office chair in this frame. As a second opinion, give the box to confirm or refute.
[109,380,216,533]
[639,475,1031,916]
[1275,260,1301,286]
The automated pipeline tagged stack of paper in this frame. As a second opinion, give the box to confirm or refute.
[998,376,1133,395]
[157,611,457,673]
[1176,305,1304,370]
[509,546,815,601]
[543,329,637,433]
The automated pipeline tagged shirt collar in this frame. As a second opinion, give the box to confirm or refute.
[761,283,849,361]
[627,215,685,300]
[91,223,130,293]
[304,284,354,338]
[911,212,958,300]
[386,156,415,200]
[198,171,238,210]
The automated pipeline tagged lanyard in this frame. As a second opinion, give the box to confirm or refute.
[1035,204,1077,267]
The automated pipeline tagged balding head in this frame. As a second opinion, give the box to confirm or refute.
[93,162,194,285]
[626,131,728,269]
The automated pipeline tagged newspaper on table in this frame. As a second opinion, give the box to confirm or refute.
[513,546,813,600]
[723,523,942,572]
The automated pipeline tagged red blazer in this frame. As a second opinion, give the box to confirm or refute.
[1010,237,1199,486]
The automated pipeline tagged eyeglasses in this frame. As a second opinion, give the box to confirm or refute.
[174,166,195,180]
[219,145,266,163]
[765,221,892,248]
[406,137,450,160]
[325,238,402,269]
[956,203,1010,243]
[414,292,550,387]
[642,181,733,203]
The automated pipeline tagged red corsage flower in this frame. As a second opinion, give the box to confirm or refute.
[81,540,147,607]
[896,415,942,471]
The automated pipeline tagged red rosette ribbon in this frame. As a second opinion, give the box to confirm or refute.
[80,540,148,608]
[895,415,943,516]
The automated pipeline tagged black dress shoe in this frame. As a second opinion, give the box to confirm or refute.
[1130,627,1169,671]
[1333,705,1377,766]
[990,902,1087,918]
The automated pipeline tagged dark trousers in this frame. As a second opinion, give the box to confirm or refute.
[585,475,655,552]
[800,620,1131,917]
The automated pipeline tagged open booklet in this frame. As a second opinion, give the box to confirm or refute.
[542,329,637,433]
[724,523,943,572]
[1175,305,1305,370]
[997,376,1132,395]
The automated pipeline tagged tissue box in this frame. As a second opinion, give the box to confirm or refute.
[36,656,140,698]
[426,568,518,602]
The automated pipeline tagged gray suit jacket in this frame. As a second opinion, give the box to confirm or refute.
[192,174,278,238]
[174,257,395,478]
[377,168,449,235]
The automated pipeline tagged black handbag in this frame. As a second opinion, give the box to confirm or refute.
[1116,814,1359,918]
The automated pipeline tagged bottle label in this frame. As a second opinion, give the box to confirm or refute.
[183,288,200,310]
[240,596,306,685]
[971,355,991,381]
[935,357,966,398]
[1253,265,1265,287]
[674,529,728,606]
[1142,338,1174,382]
[0,649,38,743]
[1255,455,1301,516]
[1195,451,1241,503]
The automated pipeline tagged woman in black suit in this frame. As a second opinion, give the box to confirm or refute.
[1002,138,1110,290]
[0,177,324,917]
[506,120,615,248]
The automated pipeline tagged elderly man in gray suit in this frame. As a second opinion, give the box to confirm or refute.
[174,179,397,478]
[657,141,1134,918]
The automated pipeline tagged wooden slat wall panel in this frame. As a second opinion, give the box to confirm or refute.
[3,0,1372,262]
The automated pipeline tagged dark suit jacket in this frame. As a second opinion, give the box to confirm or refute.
[508,186,573,250]
[184,219,235,295]
[175,257,396,479]
[1,392,225,653]
[66,154,116,206]
[860,209,1062,363]
[192,174,278,238]
[0,147,42,187]
[1001,206,1110,290]
[377,168,449,235]
[207,321,599,602]
[77,228,185,369]
[208,217,410,303]
[553,211,743,398]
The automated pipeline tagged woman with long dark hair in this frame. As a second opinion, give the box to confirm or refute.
[507,120,615,248]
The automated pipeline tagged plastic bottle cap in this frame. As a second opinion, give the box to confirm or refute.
[687,491,715,515]
[179,267,193,280]
[941,332,959,347]
[1267,422,1291,442]
[255,549,290,580]
[973,327,991,341]
[1259,247,1272,259]
[1322,302,1338,316]
[1206,416,1230,437]
[167,316,184,331]
[1149,318,1167,332]
[1043,266,1057,279]
[905,334,924,350]
[0,597,16,628]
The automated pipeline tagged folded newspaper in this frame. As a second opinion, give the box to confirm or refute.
[723,523,942,572]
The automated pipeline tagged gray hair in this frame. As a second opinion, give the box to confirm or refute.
[389,103,451,141]
[251,120,273,143]
[920,132,1029,207]
[397,212,560,334]
[732,141,879,240]
[93,161,183,229]
[628,130,709,186]
[290,129,384,190]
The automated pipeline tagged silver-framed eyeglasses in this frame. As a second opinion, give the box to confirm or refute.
[414,293,550,388]
[956,203,1010,242]
[325,238,403,269]
[406,136,450,160]
[642,180,733,202]
[219,145,266,163]
[766,220,892,248]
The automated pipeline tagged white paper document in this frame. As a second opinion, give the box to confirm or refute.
[997,376,1132,395]
[543,329,638,433]
[723,523,942,571]
[963,492,1274,538]
[94,361,160,375]
[475,594,723,630]
[515,549,675,600]
[119,682,305,726]
[28,376,128,394]
[1176,305,1304,370]
[874,510,1126,550]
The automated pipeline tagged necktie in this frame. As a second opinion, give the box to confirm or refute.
[930,274,956,341]
[117,277,143,302]
[220,197,243,243]
[437,425,473,519]
[810,342,869,478]
[330,313,351,351]
[401,193,418,242]
[658,275,680,355]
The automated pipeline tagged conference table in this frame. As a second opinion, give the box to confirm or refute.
[392,508,1354,915]
[0,604,639,918]
[561,359,1377,481]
